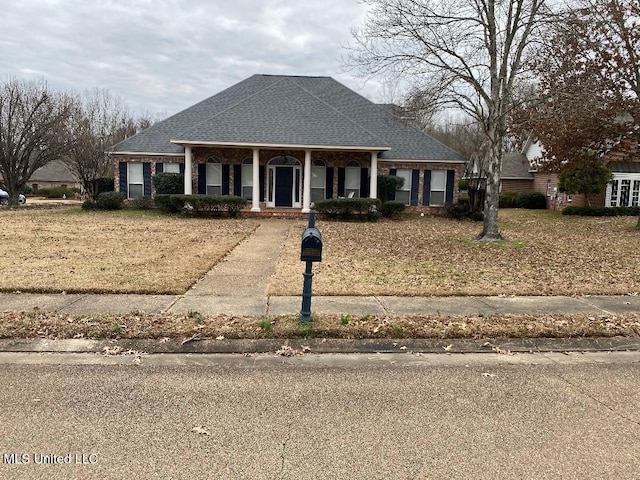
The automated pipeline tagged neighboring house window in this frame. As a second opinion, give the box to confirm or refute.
[345,160,360,198]
[242,158,253,200]
[33,184,39,191]
[206,157,222,195]
[395,169,412,205]
[128,162,144,198]
[607,175,640,207]
[311,159,326,203]
[165,163,180,174]
[430,170,446,206]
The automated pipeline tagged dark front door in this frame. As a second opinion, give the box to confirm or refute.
[275,167,293,207]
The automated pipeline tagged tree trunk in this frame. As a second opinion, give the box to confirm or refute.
[477,133,503,241]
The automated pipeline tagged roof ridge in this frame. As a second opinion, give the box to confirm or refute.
[287,77,389,147]
[175,75,289,138]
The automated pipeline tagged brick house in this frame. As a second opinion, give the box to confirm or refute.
[523,136,640,209]
[109,74,466,212]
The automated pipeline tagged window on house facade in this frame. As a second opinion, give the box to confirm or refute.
[206,157,222,196]
[608,175,640,207]
[311,159,326,202]
[430,170,446,206]
[165,163,180,174]
[242,158,253,200]
[345,160,360,198]
[128,162,144,198]
[395,169,412,205]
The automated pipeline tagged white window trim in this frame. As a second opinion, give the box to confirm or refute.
[128,162,144,199]
[606,173,640,207]
[430,170,447,206]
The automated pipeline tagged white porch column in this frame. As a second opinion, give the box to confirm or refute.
[369,151,378,199]
[184,146,193,195]
[251,148,260,212]
[302,150,312,213]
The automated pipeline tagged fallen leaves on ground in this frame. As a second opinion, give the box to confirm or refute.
[0,209,258,294]
[1,310,639,340]
[270,211,640,296]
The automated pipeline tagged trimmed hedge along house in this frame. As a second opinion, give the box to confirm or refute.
[110,75,465,212]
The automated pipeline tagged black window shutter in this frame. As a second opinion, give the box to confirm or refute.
[446,170,455,204]
[197,164,206,194]
[338,168,345,197]
[259,166,265,202]
[360,168,369,198]
[119,162,127,195]
[423,170,431,205]
[389,168,397,201]
[156,163,163,174]
[222,164,230,195]
[179,163,185,174]
[411,169,420,206]
[143,163,152,196]
[326,167,334,199]
[233,165,242,196]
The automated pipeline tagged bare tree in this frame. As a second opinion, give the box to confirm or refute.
[67,89,156,201]
[349,0,551,240]
[0,79,73,204]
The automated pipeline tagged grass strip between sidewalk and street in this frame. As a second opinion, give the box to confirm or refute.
[1,310,639,341]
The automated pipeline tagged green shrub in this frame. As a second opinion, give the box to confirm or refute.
[159,194,247,217]
[458,178,469,191]
[516,192,547,209]
[132,195,154,209]
[152,173,184,195]
[499,191,518,208]
[154,194,181,213]
[21,186,34,196]
[95,191,125,210]
[93,177,114,195]
[37,186,80,199]
[380,201,406,218]
[445,197,483,221]
[499,191,547,209]
[377,175,405,203]
[562,206,640,216]
[81,200,97,210]
[315,198,382,221]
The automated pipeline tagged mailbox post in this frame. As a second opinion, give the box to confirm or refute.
[300,204,322,322]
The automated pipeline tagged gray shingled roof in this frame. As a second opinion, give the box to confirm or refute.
[110,74,465,162]
[502,153,534,179]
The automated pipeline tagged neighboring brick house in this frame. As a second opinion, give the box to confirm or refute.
[500,152,535,192]
[109,74,466,212]
[523,136,640,209]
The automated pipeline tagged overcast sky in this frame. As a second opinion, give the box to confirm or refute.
[1,0,387,118]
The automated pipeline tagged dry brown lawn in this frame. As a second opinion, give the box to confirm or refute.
[270,210,640,296]
[0,208,258,294]
[2,207,640,297]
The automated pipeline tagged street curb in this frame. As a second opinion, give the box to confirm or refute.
[1,337,639,354]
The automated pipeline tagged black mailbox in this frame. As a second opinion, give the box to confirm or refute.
[301,227,322,262]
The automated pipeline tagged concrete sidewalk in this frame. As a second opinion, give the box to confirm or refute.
[2,291,640,317]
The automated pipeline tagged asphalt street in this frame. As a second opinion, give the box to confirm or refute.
[0,351,639,479]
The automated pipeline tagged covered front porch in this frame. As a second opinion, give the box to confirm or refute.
[178,143,385,212]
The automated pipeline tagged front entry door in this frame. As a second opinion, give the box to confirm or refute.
[275,167,293,207]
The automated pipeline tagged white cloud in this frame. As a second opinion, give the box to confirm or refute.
[0,0,383,116]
